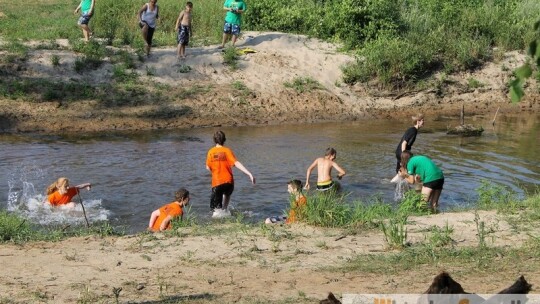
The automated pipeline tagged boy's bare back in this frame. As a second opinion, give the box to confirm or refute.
[315,157,335,182]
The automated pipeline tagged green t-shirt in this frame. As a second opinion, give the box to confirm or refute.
[224,0,246,25]
[407,155,444,184]
[81,0,93,14]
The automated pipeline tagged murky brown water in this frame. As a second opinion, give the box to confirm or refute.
[1,113,539,232]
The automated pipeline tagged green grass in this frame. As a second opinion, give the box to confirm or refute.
[222,46,239,70]
[0,210,122,244]
[283,77,324,93]
[0,0,224,47]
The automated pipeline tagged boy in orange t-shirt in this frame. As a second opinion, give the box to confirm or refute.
[206,130,255,212]
[148,188,190,232]
[46,177,92,208]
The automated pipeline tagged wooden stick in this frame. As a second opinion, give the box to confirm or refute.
[77,192,90,228]
[492,107,500,126]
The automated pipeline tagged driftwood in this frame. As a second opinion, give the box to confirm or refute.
[446,124,484,136]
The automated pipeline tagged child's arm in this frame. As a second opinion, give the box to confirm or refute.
[90,0,95,15]
[159,215,173,231]
[234,161,255,184]
[74,1,82,14]
[74,183,92,190]
[175,11,183,32]
[304,159,318,189]
[148,209,160,230]
[332,162,346,180]
[398,167,416,184]
[137,4,147,21]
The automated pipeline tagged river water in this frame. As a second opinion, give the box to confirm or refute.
[1,114,539,233]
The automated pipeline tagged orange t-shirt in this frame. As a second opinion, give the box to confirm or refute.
[151,202,184,231]
[286,196,307,224]
[48,188,79,206]
[206,146,237,187]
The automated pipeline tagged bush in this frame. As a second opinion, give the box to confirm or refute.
[0,211,34,242]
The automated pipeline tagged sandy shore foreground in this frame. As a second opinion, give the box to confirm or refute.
[1,209,539,303]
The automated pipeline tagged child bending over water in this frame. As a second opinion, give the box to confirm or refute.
[148,188,190,232]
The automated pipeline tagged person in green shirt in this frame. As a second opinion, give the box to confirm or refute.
[398,150,445,210]
[74,0,95,42]
[219,0,246,48]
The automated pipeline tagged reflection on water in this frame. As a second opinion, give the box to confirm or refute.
[1,113,539,233]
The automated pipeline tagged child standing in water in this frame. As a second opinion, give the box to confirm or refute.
[148,188,190,232]
[206,130,255,214]
[175,2,193,60]
[305,148,346,192]
[265,179,307,224]
[399,150,444,211]
[46,177,91,207]
[395,113,424,173]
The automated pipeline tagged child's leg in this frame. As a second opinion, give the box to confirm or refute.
[141,24,149,45]
[421,186,433,205]
[231,34,238,46]
[80,24,90,42]
[223,194,231,209]
[430,189,442,209]
[180,45,186,58]
[221,33,229,48]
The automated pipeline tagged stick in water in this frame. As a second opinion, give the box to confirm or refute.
[492,106,500,126]
[77,192,90,228]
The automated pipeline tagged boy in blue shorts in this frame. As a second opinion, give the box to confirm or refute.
[175,2,193,60]
[219,0,246,48]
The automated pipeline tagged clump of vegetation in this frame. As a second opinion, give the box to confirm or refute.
[475,179,518,211]
[381,215,408,249]
[222,46,239,70]
[284,77,324,93]
[72,41,107,72]
[50,54,61,67]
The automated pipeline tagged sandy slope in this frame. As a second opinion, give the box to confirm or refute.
[0,210,538,303]
[1,32,538,132]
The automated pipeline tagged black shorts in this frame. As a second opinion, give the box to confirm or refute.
[210,183,234,210]
[423,178,444,190]
[139,22,155,46]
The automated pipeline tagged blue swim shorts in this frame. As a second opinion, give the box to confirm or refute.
[223,22,241,36]
[78,12,92,25]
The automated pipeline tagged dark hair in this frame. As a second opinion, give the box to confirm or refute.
[213,130,226,145]
[186,1,193,8]
[288,179,302,191]
[325,147,337,157]
[400,150,413,170]
[175,188,190,202]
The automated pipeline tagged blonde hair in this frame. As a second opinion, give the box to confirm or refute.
[46,177,69,195]
[412,113,424,123]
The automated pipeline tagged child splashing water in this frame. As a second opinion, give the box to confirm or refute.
[46,177,91,208]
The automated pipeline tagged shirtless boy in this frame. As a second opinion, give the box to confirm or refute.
[305,148,346,192]
[175,2,193,60]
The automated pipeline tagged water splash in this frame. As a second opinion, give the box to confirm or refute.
[6,169,110,226]
[393,176,411,202]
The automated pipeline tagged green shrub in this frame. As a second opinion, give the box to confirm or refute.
[476,180,518,210]
[0,211,34,243]
[284,77,324,93]
[381,215,408,249]
[222,46,239,70]
[303,192,350,227]
[398,190,430,215]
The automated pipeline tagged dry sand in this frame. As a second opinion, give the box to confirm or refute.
[0,210,538,303]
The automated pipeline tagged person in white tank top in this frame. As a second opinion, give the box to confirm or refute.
[137,0,159,56]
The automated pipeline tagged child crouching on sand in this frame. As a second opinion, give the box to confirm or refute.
[46,177,91,208]
[148,188,190,232]
[265,179,307,224]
